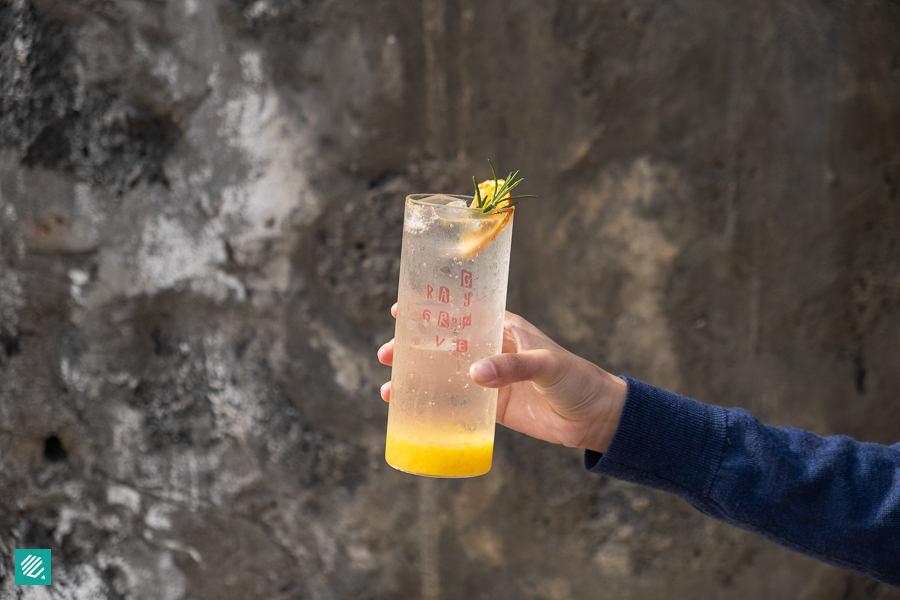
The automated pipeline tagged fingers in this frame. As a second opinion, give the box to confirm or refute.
[379,304,397,364]
[378,305,397,403]
[470,349,564,389]
[377,339,394,366]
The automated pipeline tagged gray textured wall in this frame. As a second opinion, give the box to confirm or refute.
[1,0,899,598]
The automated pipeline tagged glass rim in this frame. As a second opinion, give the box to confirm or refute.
[405,193,508,217]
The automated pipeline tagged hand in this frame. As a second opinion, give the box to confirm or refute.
[377,306,627,453]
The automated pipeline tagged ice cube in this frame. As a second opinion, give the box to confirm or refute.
[405,203,437,233]
[404,209,428,233]
[447,200,468,208]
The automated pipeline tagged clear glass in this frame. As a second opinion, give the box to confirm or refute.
[385,194,514,477]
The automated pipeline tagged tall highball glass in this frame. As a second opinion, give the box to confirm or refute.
[385,194,514,477]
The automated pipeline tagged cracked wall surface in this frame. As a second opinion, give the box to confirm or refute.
[1,0,899,598]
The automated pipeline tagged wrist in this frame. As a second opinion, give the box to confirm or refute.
[583,373,627,453]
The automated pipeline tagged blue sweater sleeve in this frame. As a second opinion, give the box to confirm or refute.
[585,377,900,586]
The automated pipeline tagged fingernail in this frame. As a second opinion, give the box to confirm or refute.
[470,360,498,384]
[381,382,390,394]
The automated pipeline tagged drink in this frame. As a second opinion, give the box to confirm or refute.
[385,194,514,477]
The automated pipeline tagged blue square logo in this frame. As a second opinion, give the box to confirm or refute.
[15,549,51,585]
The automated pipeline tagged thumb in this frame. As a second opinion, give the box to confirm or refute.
[469,349,563,388]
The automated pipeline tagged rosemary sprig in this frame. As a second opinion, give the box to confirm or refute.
[469,159,537,215]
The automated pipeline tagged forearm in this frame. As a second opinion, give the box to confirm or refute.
[585,378,900,586]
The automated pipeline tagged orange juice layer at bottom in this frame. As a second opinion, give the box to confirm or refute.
[385,432,493,477]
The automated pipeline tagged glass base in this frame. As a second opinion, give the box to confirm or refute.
[386,460,490,478]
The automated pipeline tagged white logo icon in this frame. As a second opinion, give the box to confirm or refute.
[20,554,46,580]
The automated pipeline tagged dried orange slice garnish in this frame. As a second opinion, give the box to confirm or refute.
[459,161,535,257]
[475,179,512,210]
[459,179,513,257]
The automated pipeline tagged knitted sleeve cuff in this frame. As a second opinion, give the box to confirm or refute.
[585,377,728,498]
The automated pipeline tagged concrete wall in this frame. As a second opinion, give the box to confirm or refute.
[1,0,899,598]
